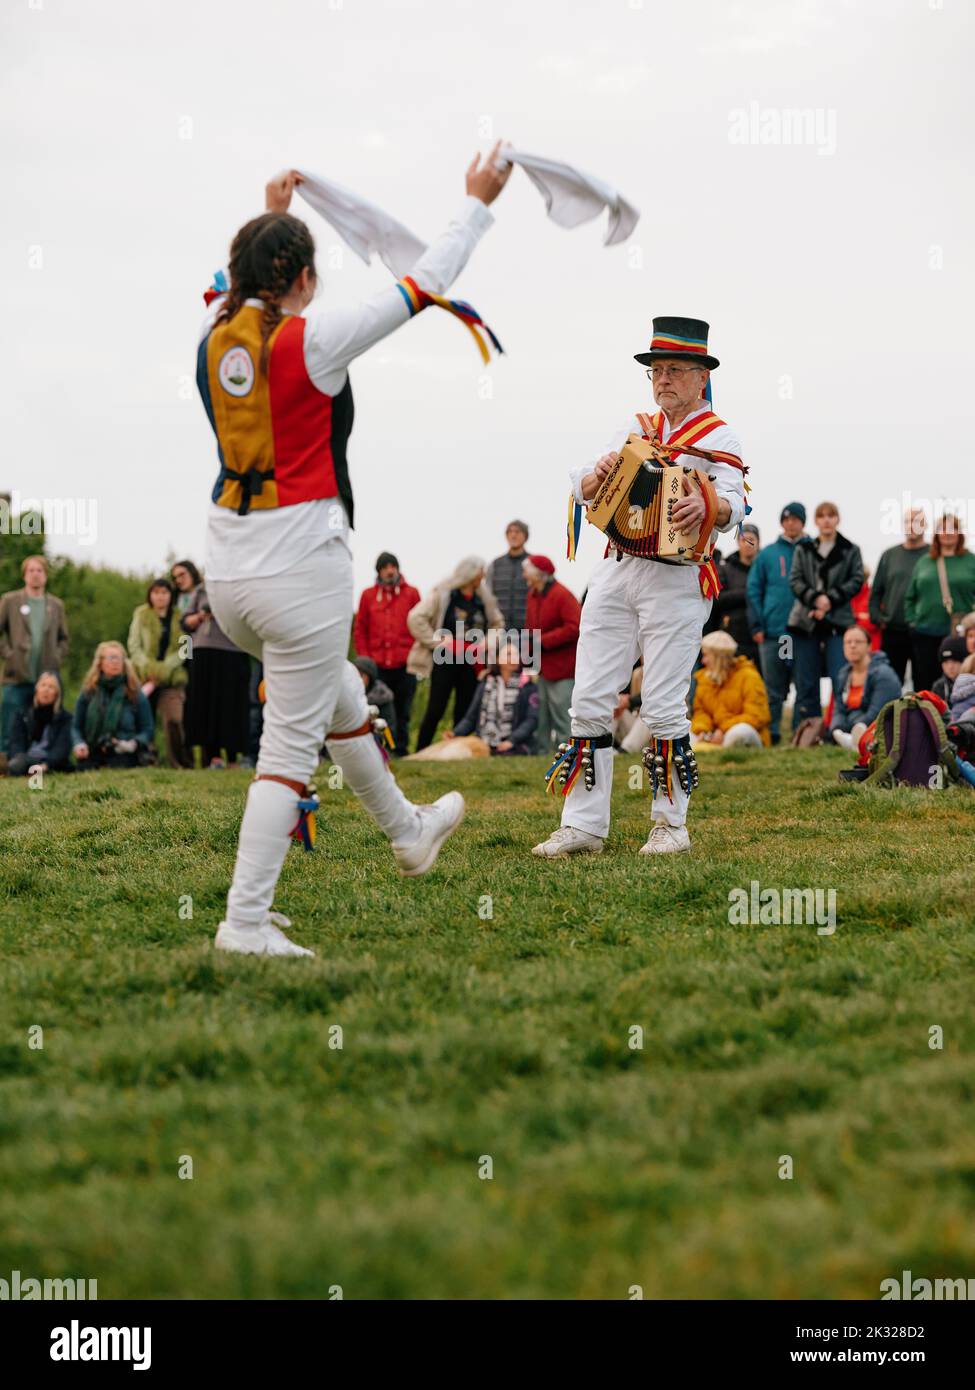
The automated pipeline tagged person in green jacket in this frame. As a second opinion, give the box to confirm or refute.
[127,578,192,768]
[904,514,975,692]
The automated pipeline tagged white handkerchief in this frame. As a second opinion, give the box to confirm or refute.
[294,148,639,281]
[295,169,426,278]
[501,146,640,245]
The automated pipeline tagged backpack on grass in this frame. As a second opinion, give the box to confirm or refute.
[855,692,966,789]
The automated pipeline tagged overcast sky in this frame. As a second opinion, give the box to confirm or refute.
[3,0,972,597]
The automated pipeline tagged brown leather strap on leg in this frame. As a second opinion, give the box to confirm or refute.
[254,773,307,795]
[325,719,372,741]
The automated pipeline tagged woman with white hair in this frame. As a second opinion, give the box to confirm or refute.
[408,556,504,750]
[690,630,771,748]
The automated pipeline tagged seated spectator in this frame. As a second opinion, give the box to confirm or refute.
[353,656,397,731]
[691,631,771,748]
[829,625,902,750]
[948,655,975,722]
[71,641,154,769]
[128,578,191,768]
[932,635,967,705]
[445,644,538,755]
[6,672,73,776]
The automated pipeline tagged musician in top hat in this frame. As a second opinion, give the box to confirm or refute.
[532,316,747,857]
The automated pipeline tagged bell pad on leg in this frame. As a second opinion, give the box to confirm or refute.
[544,734,614,796]
[642,735,699,800]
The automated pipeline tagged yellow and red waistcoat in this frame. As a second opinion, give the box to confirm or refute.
[197,304,355,521]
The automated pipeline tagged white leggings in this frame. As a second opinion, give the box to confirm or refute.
[208,538,418,927]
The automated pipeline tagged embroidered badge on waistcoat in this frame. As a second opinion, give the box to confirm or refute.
[218,346,255,397]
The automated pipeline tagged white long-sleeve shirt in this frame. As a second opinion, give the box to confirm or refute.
[569,403,746,537]
[202,195,494,581]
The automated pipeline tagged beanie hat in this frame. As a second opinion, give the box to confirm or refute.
[354,656,379,683]
[939,636,967,663]
[527,554,555,575]
[375,551,399,573]
[780,502,806,524]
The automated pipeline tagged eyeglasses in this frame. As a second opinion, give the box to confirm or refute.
[646,365,703,380]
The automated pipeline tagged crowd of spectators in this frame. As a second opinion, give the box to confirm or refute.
[0,556,261,777]
[2,504,974,776]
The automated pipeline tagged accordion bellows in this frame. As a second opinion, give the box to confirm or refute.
[586,435,720,563]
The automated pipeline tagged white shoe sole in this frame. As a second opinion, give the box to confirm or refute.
[214,923,314,958]
[397,792,465,877]
[531,839,604,858]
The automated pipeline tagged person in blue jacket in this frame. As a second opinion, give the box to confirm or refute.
[746,502,807,743]
[6,671,73,775]
[829,625,903,750]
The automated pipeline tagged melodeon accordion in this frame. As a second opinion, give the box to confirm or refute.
[586,434,721,563]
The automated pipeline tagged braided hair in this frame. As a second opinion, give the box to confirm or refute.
[216,212,316,372]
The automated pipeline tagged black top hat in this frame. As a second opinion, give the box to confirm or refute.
[634,316,720,370]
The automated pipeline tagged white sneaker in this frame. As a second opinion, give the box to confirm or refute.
[215,911,315,958]
[393,792,465,877]
[531,825,604,858]
[638,824,691,856]
[832,729,853,750]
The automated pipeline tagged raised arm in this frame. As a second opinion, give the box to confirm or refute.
[300,147,512,391]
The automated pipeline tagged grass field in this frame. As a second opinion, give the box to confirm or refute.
[1,747,973,1300]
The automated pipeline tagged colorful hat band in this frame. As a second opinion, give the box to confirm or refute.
[649,332,709,355]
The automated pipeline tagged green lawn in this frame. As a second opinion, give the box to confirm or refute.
[1,749,973,1299]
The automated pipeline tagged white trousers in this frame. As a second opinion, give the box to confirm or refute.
[562,553,710,836]
[208,538,418,927]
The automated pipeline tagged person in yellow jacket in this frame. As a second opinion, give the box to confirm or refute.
[691,630,771,748]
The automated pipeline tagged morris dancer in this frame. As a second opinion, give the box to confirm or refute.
[532,317,747,858]
[198,152,511,956]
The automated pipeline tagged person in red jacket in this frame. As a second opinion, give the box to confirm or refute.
[354,552,421,756]
[524,555,581,752]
